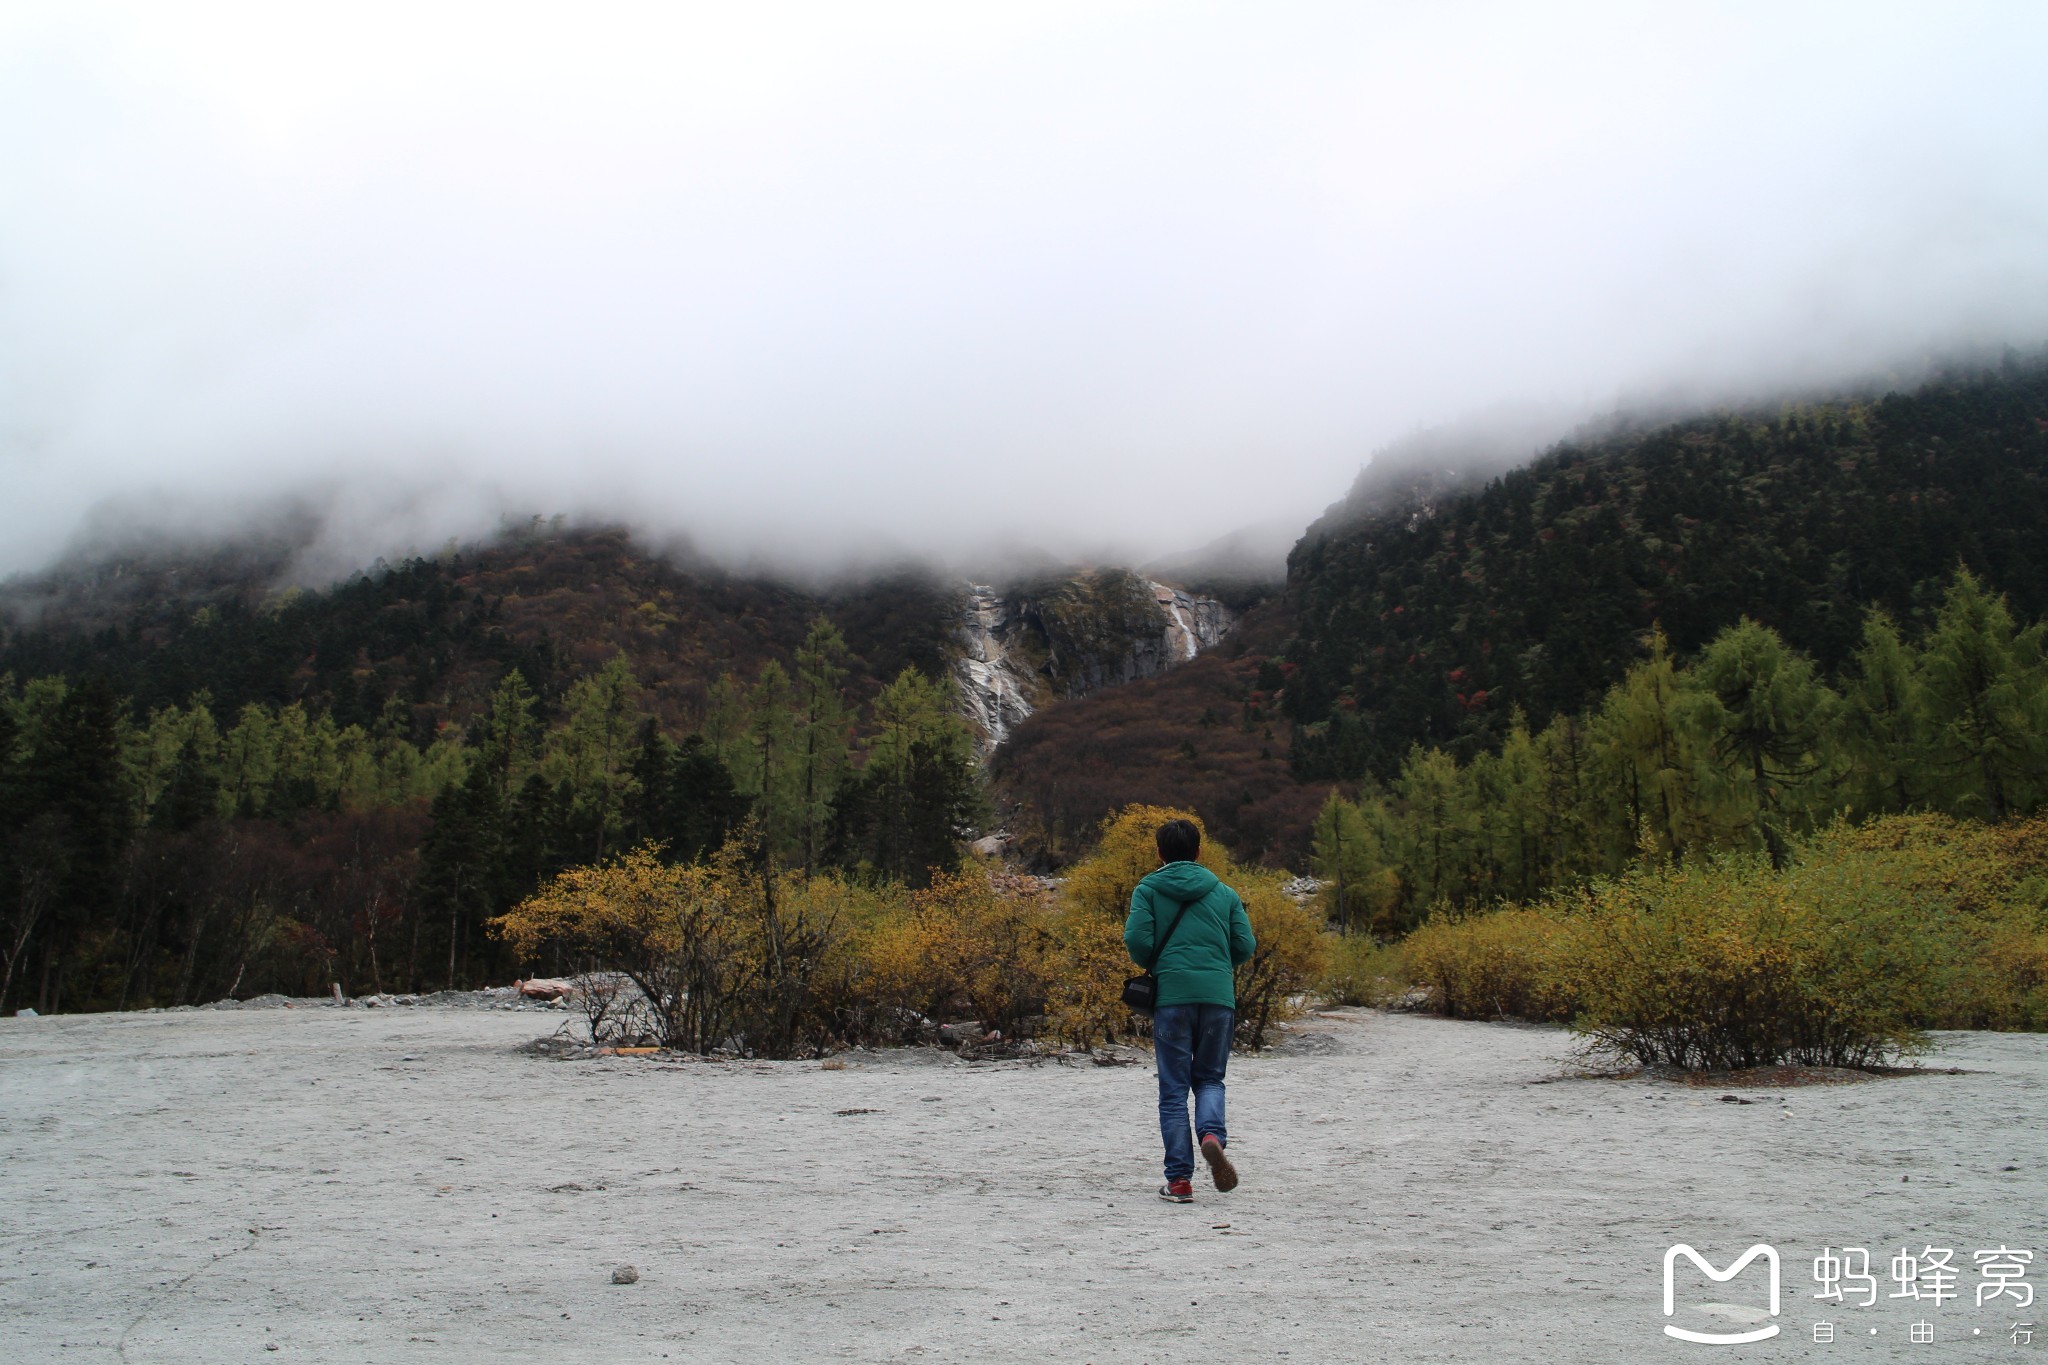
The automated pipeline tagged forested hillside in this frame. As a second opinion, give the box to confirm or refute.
[994,360,2048,870]
[0,520,1240,1014]
[9,361,2048,1016]
[1283,359,2048,779]
[0,523,958,735]
[991,605,1316,868]
[0,526,990,1014]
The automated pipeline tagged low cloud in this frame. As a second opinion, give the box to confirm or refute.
[5,2,2046,580]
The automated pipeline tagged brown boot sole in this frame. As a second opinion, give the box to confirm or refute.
[1201,1138,1238,1192]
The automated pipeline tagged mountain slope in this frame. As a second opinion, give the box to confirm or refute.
[0,526,959,738]
[1282,360,2048,778]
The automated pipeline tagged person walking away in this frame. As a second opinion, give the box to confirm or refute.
[1123,818,1256,1203]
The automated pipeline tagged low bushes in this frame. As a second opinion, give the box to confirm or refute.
[496,808,2046,1068]
[1316,932,1409,1008]
[1050,806,1327,1050]
[1396,813,2048,1068]
[1553,858,1940,1069]
[1403,907,1574,1023]
[495,805,1333,1056]
[491,833,852,1056]
[854,870,1057,1042]
[1231,873,1332,1049]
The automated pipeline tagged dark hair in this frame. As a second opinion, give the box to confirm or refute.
[1155,818,1201,864]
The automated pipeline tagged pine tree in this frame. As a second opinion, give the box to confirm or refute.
[1310,790,1400,935]
[793,618,853,873]
[1918,569,2047,821]
[1839,609,1926,814]
[1687,619,1836,867]
[829,669,983,886]
[417,759,504,990]
[481,670,540,800]
[746,660,800,862]
[549,654,641,859]
[1590,633,1712,864]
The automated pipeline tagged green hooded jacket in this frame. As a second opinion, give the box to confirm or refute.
[1123,861,1257,1009]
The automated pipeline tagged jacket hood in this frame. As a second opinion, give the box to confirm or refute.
[1140,860,1222,903]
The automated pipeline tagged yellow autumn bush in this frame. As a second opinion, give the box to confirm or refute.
[1552,856,1940,1069]
[1316,931,1410,1007]
[856,870,1057,1040]
[1049,805,1327,1049]
[1797,813,2048,1030]
[1396,813,2048,1068]
[1403,906,1574,1023]
[1232,871,1332,1047]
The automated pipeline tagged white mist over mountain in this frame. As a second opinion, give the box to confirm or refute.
[4,2,2046,578]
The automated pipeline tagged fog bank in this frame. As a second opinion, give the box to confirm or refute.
[4,3,2046,577]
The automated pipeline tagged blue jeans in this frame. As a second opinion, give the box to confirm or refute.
[1153,1003,1234,1182]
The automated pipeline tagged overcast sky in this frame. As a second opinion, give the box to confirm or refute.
[4,2,2046,577]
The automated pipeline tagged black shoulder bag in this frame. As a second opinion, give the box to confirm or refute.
[1121,899,1194,1016]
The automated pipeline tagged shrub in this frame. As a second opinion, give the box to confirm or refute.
[855,870,1056,1040]
[1317,932,1410,1007]
[492,831,848,1057]
[1553,856,1940,1070]
[1403,907,1573,1023]
[1047,804,1326,1049]
[1799,812,2048,1029]
[1049,805,1224,1047]
[1397,813,2048,1066]
[785,875,904,1046]
[1231,874,1331,1048]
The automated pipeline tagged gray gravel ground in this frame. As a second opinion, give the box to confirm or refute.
[3,1005,2045,1362]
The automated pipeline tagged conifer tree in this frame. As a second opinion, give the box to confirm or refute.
[550,654,641,858]
[1918,570,2047,821]
[1688,619,1837,867]
[481,669,540,800]
[746,660,801,861]
[829,669,982,886]
[1839,609,1926,814]
[793,619,853,873]
[417,758,504,990]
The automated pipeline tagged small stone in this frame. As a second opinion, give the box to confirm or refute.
[611,1265,639,1285]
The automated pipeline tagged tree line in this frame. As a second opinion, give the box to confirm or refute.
[0,617,981,1015]
[1312,569,2048,934]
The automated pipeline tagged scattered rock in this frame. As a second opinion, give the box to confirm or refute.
[517,978,574,1001]
[13,1007,36,1018]
[517,1034,601,1061]
[1717,1094,1754,1105]
[1090,1044,1147,1067]
[611,1265,639,1285]
[937,1022,985,1048]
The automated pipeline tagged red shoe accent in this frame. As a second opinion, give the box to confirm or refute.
[1159,1179,1194,1203]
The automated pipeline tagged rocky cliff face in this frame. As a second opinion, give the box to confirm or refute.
[951,569,1233,754]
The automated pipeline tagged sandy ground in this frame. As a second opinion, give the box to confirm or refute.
[3,1006,2046,1364]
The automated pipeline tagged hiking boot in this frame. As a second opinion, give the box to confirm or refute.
[1158,1179,1194,1203]
[1200,1133,1239,1192]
